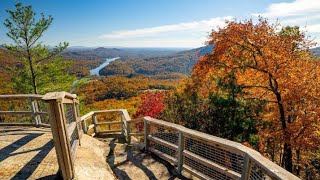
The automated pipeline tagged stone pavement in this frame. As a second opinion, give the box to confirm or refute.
[74,134,115,180]
[0,126,58,180]
[0,126,199,180]
[98,135,199,180]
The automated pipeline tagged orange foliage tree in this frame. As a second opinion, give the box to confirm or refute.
[193,18,320,175]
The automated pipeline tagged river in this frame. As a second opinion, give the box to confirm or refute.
[90,57,120,76]
[70,57,120,93]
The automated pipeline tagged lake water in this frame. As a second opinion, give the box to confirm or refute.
[90,57,120,76]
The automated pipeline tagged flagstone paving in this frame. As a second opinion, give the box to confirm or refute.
[0,126,58,180]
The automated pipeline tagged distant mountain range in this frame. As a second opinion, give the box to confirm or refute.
[1,44,318,79]
[311,47,320,57]
[98,45,214,78]
[63,47,185,59]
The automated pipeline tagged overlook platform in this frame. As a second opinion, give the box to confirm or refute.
[0,126,58,179]
[0,93,300,180]
[0,126,196,180]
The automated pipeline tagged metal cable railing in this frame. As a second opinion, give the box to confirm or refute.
[143,117,300,180]
[80,112,299,179]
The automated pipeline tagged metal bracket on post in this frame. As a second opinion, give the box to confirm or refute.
[144,118,149,152]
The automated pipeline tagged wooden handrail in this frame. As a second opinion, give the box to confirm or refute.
[0,111,47,115]
[143,116,300,180]
[80,109,133,142]
[0,94,43,99]
[64,102,300,179]
[42,92,77,101]
[0,94,47,126]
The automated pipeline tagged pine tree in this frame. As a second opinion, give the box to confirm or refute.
[3,3,73,94]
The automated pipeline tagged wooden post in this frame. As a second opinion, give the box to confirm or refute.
[93,114,98,134]
[121,114,125,135]
[144,118,149,151]
[82,119,88,134]
[72,100,81,146]
[43,92,79,180]
[30,98,39,126]
[121,114,131,144]
[34,99,42,124]
[126,118,131,144]
[45,99,75,180]
[177,130,185,172]
[241,154,253,180]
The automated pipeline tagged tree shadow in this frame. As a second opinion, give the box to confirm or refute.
[150,153,192,180]
[106,135,181,180]
[36,173,62,180]
[107,137,131,180]
[11,139,55,180]
[0,133,43,162]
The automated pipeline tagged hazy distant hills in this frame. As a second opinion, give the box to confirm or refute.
[99,45,214,79]
[64,47,185,60]
[311,47,320,57]
[1,43,317,79]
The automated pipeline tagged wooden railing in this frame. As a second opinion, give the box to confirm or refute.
[0,92,300,180]
[142,117,300,180]
[43,92,81,180]
[80,111,299,179]
[0,94,49,127]
[80,109,136,142]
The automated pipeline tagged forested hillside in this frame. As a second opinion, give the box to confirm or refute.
[99,45,213,78]
[312,47,320,57]
[0,49,22,94]
[64,47,183,59]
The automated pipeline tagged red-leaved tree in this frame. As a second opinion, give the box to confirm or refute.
[133,91,165,130]
[134,91,165,118]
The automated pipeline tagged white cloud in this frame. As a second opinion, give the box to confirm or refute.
[304,24,320,33]
[253,0,320,46]
[252,0,320,18]
[100,37,208,48]
[282,14,320,24]
[100,16,233,39]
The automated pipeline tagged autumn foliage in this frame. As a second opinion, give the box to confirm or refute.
[192,18,320,177]
[133,91,165,119]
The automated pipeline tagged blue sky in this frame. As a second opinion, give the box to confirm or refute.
[0,0,319,48]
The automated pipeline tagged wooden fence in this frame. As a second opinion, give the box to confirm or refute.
[43,92,81,180]
[80,112,299,180]
[142,117,300,180]
[0,92,300,180]
[0,94,49,127]
[80,109,139,143]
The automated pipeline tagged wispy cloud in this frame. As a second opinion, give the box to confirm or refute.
[100,16,233,39]
[252,0,320,18]
[304,24,320,33]
[253,0,320,46]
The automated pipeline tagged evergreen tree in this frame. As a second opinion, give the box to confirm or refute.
[3,3,74,94]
